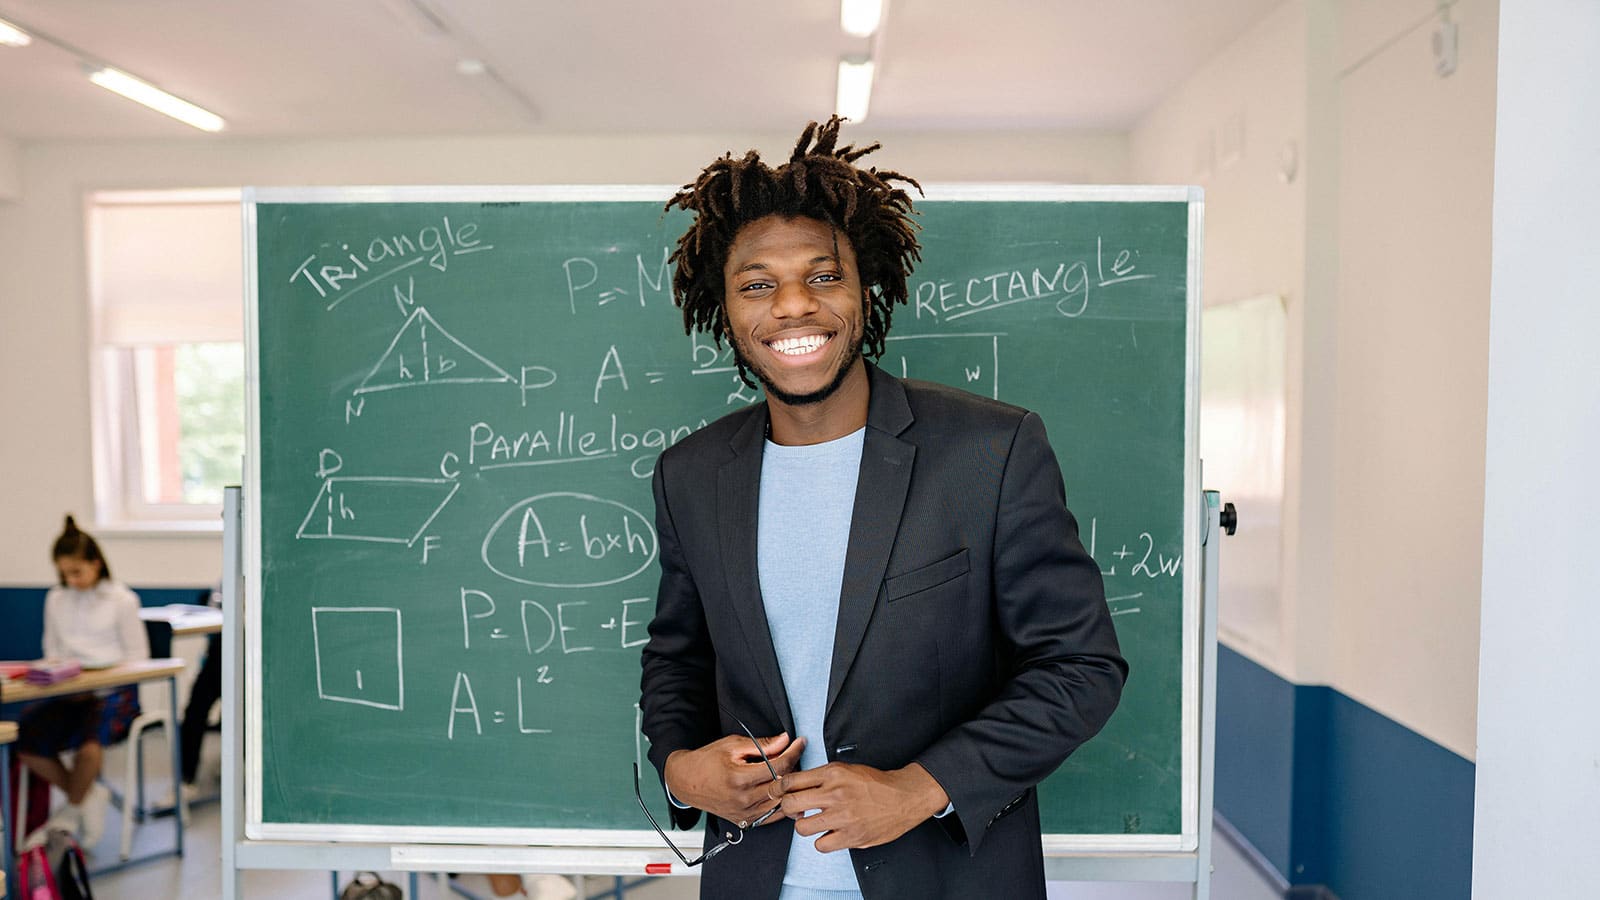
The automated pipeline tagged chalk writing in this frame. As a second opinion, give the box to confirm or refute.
[355,307,515,396]
[561,247,672,314]
[593,345,629,403]
[289,216,492,309]
[312,607,403,710]
[463,411,708,479]
[481,493,659,588]
[879,333,1004,400]
[445,671,559,738]
[295,475,459,547]
[460,588,652,653]
[1088,518,1182,581]
[912,237,1154,324]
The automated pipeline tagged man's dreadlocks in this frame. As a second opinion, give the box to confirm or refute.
[665,116,922,383]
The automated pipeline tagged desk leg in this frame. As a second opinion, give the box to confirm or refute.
[169,675,184,858]
[2,741,13,889]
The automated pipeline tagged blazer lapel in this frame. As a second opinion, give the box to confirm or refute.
[826,364,915,719]
[717,404,796,736]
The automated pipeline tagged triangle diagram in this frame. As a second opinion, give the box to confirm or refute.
[356,307,514,395]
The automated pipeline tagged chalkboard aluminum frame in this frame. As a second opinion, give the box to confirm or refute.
[240,184,1205,858]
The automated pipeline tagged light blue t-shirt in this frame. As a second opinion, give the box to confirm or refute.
[759,427,867,900]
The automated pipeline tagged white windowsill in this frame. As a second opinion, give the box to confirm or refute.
[92,518,225,537]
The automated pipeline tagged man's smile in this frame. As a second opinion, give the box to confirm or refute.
[765,332,835,358]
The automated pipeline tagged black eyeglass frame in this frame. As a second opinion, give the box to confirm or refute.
[631,713,784,867]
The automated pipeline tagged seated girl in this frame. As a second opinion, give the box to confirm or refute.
[17,515,149,849]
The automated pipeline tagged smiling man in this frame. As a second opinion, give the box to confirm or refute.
[638,118,1128,900]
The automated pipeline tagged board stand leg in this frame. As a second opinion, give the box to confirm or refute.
[223,485,246,900]
[1194,485,1222,900]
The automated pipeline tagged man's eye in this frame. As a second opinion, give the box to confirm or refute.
[812,272,841,283]
[740,281,772,292]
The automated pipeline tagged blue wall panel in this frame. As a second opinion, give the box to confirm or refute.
[1320,690,1474,900]
[0,585,210,660]
[1216,645,1297,877]
[1216,644,1475,899]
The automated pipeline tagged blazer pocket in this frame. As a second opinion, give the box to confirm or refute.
[884,548,970,603]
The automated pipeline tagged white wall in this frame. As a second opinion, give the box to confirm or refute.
[0,136,18,201]
[1474,2,1600,893]
[1132,0,1308,670]
[0,129,1127,586]
[1132,0,1497,760]
[1326,0,1496,761]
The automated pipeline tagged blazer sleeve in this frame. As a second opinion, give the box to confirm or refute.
[915,411,1128,854]
[638,458,717,831]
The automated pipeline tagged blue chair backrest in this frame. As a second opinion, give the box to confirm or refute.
[144,619,174,659]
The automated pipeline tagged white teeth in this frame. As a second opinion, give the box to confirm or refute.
[768,334,829,355]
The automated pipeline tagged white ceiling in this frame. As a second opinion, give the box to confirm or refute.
[0,0,1281,141]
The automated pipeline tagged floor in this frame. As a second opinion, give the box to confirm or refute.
[35,737,1283,900]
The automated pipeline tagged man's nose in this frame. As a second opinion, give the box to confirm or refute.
[771,281,820,318]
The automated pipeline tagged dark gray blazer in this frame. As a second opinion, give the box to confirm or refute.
[640,362,1127,900]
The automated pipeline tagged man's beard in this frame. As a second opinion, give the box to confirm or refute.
[729,330,864,407]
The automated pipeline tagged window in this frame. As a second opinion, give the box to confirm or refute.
[89,189,244,529]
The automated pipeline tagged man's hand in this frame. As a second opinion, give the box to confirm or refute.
[664,733,805,827]
[778,762,950,852]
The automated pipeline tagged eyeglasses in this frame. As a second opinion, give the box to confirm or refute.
[632,713,783,867]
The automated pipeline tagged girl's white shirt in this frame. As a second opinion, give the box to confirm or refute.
[42,581,151,666]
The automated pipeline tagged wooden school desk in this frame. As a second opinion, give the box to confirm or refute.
[1,659,187,874]
[138,605,224,638]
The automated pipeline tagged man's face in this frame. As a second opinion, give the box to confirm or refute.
[721,215,866,408]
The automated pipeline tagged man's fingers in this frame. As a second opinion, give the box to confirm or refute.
[730,762,770,790]
[754,803,787,826]
[739,796,779,821]
[715,795,762,826]
[769,735,806,776]
[771,734,806,760]
[729,738,786,789]
[792,811,832,838]
[722,732,773,760]
[796,812,865,852]
[779,785,831,819]
[751,732,793,759]
[777,763,833,793]
[812,830,850,853]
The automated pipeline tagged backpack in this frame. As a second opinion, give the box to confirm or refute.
[338,872,403,900]
[17,828,94,900]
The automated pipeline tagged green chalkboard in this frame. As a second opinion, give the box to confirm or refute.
[244,186,1199,850]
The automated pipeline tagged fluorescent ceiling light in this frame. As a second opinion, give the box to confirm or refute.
[0,17,32,46]
[835,57,875,123]
[88,67,225,132]
[840,0,884,38]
